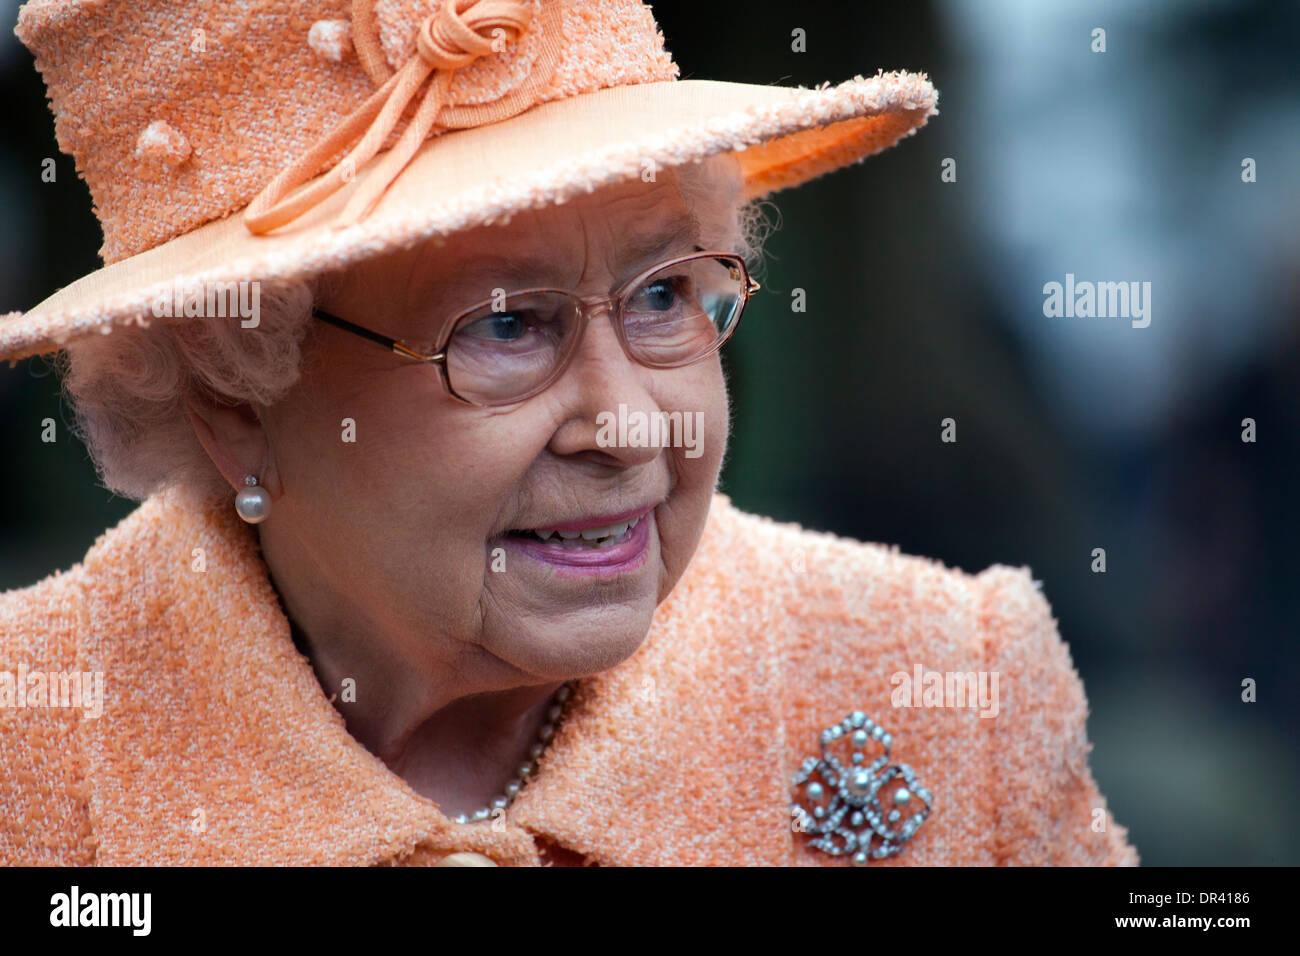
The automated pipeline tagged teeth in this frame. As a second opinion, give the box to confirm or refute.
[527,514,642,546]
[581,521,630,541]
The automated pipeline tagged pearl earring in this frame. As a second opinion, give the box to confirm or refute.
[235,474,271,524]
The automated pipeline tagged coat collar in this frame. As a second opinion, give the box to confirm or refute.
[75,489,794,866]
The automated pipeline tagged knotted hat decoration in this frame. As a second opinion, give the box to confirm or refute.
[244,0,564,234]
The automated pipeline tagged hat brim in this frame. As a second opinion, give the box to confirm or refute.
[1,73,936,362]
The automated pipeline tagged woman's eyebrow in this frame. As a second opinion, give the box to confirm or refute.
[442,255,564,295]
[617,211,703,271]
[429,210,704,301]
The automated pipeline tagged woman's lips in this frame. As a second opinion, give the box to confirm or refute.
[540,506,654,534]
[501,508,654,577]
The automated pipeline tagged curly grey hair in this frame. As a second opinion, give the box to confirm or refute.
[57,152,776,506]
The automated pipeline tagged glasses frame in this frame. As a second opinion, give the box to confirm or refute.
[311,249,760,407]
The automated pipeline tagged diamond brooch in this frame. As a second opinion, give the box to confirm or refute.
[791,710,933,864]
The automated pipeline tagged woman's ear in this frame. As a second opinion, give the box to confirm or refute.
[186,396,283,499]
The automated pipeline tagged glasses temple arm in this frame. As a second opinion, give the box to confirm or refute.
[312,308,444,362]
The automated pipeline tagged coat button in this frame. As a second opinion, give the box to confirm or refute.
[433,852,498,867]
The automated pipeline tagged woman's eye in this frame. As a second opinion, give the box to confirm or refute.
[460,311,529,342]
[631,277,684,312]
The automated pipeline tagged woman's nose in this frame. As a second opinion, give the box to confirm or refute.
[567,296,639,381]
[545,298,664,464]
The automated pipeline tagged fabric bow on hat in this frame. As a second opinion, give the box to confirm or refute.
[243,0,563,234]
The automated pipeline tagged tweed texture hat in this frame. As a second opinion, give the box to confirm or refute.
[1,0,937,363]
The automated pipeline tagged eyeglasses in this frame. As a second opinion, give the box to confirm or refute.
[311,250,760,407]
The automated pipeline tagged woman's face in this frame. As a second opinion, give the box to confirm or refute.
[257,172,733,687]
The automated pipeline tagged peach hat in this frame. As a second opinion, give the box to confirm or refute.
[1,0,938,363]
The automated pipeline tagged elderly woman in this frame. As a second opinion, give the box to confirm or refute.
[1,0,1137,866]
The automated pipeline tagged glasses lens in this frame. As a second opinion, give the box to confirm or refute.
[622,255,746,367]
[445,291,579,405]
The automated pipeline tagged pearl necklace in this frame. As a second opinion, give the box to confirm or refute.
[451,680,576,825]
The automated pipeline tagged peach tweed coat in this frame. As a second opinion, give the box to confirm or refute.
[0,489,1139,866]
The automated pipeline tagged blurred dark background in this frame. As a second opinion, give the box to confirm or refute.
[2,0,1297,864]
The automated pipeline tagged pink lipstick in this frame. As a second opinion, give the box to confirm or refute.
[500,505,655,578]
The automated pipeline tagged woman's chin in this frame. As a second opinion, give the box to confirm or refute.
[482,602,661,679]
